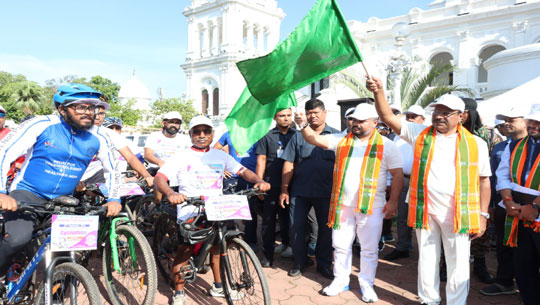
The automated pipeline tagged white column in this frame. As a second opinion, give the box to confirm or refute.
[256,25,264,54]
[200,25,209,57]
[246,22,254,54]
[205,24,211,57]
[211,23,218,55]
[186,17,194,59]
[217,19,222,54]
[220,7,229,52]
[456,30,471,87]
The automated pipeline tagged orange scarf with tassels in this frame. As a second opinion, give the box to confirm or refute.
[327,131,384,229]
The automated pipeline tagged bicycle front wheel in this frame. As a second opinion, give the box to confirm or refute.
[220,237,271,305]
[35,262,102,305]
[103,224,157,305]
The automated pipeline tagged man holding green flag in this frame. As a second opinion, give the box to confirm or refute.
[226,0,363,155]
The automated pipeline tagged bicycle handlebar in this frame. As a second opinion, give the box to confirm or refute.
[2,199,109,217]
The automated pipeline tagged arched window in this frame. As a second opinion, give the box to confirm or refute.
[202,89,209,114]
[429,52,454,85]
[478,45,506,83]
[213,88,219,116]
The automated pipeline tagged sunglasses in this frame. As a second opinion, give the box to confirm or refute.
[0,112,5,118]
[191,128,212,135]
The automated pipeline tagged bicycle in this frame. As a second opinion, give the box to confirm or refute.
[0,196,104,305]
[120,176,156,236]
[152,188,271,305]
[78,184,157,305]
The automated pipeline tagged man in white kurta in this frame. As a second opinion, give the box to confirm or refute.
[294,103,403,303]
[368,77,491,305]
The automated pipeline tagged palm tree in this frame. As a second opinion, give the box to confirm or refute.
[10,81,46,115]
[332,63,475,110]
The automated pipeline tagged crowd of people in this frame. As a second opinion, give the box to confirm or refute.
[0,80,538,305]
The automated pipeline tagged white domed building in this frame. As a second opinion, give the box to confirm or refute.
[118,73,153,126]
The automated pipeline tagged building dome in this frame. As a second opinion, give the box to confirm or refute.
[118,73,151,101]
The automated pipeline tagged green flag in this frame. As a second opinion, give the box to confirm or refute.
[236,0,362,105]
[225,87,297,155]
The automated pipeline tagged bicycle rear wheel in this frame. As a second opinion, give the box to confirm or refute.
[35,262,102,305]
[103,224,157,305]
[127,195,156,235]
[220,237,271,305]
[152,212,179,288]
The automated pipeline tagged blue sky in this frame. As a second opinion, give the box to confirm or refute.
[0,0,432,99]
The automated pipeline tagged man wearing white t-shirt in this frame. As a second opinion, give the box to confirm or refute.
[368,77,491,305]
[145,111,191,202]
[294,103,403,303]
[154,115,270,305]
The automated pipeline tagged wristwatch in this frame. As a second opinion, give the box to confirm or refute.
[480,212,490,219]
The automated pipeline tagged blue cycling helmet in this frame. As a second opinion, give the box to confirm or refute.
[53,84,110,110]
[103,116,123,129]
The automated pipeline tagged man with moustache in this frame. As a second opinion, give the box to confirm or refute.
[256,108,297,267]
[0,84,122,276]
[145,111,191,203]
[368,76,491,305]
[495,108,540,305]
[294,103,403,302]
[154,115,270,305]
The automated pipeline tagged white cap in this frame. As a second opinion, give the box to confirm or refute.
[344,107,355,118]
[346,103,378,121]
[403,105,425,117]
[389,103,402,113]
[495,106,526,120]
[189,115,213,130]
[0,104,5,113]
[429,94,465,112]
[163,111,183,121]
[494,119,505,126]
[525,104,540,123]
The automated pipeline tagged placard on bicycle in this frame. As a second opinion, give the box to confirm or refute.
[204,195,252,221]
[50,215,99,252]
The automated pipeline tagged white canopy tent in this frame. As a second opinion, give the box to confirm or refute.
[478,76,540,127]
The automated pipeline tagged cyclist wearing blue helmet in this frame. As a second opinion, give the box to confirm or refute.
[0,84,123,276]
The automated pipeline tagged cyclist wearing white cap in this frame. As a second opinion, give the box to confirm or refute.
[154,115,270,305]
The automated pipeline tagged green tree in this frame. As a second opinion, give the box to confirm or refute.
[44,75,120,104]
[9,81,47,116]
[107,98,142,126]
[150,98,198,128]
[331,63,475,110]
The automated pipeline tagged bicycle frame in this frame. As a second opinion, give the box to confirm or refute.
[96,212,137,273]
[6,232,77,305]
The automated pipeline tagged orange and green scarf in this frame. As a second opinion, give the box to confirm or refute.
[327,131,384,229]
[504,136,540,247]
[408,125,481,234]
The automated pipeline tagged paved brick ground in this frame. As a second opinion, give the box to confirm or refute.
[88,234,522,305]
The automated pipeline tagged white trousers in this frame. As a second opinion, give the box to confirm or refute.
[332,206,383,288]
[416,213,471,305]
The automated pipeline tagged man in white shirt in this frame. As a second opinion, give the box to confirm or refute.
[154,115,270,305]
[145,111,191,202]
[294,103,403,303]
[368,76,491,305]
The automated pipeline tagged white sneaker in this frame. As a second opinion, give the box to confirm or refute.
[209,284,244,300]
[360,285,378,303]
[274,243,287,254]
[280,246,293,258]
[322,281,349,296]
[171,293,186,305]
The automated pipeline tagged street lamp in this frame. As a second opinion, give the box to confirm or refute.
[387,22,411,109]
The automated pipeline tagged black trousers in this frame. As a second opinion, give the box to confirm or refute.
[0,190,47,273]
[261,187,289,262]
[514,221,540,305]
[494,205,515,286]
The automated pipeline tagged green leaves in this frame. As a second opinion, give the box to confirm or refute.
[150,98,197,128]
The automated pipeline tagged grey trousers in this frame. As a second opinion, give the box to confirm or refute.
[396,176,412,252]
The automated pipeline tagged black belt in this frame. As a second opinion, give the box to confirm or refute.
[404,174,411,178]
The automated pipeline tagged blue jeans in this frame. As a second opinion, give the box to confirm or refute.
[289,196,332,269]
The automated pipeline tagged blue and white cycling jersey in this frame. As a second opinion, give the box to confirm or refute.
[0,115,121,202]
